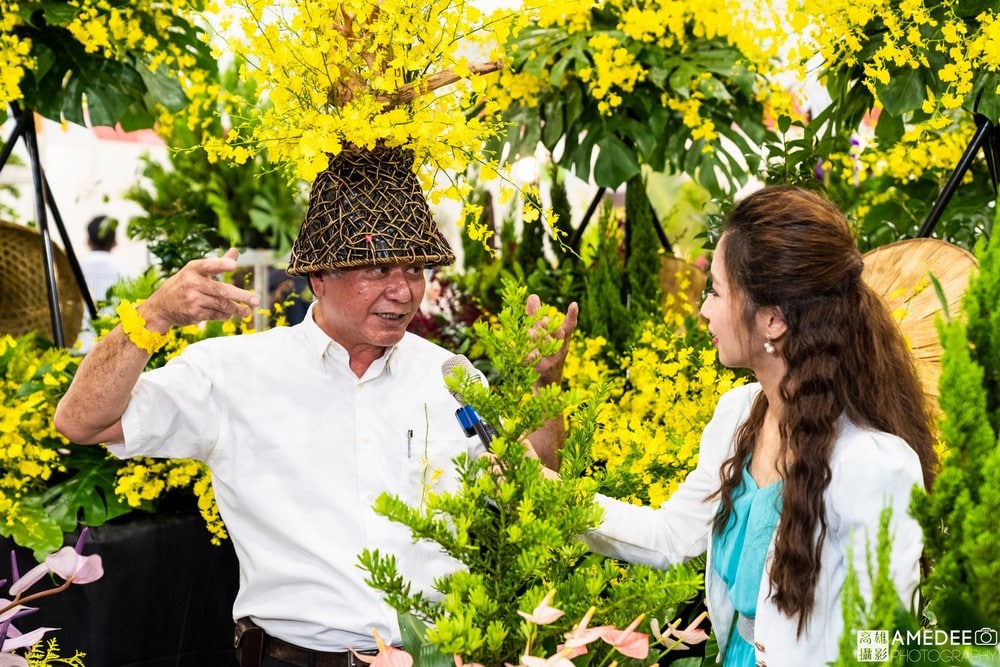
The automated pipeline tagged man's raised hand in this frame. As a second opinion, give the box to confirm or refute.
[140,248,262,332]
[526,293,579,387]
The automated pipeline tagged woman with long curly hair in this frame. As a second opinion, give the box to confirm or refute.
[578,185,938,666]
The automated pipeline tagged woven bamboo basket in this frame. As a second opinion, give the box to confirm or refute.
[861,237,978,405]
[287,144,455,275]
[0,220,84,343]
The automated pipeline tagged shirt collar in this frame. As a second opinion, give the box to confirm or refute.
[298,302,401,377]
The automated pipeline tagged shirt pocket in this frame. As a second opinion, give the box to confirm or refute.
[402,434,474,506]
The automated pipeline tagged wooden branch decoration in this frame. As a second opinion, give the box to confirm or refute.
[380,59,504,108]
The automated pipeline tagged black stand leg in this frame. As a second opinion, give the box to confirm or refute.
[2,103,97,346]
[917,113,999,238]
[569,186,607,252]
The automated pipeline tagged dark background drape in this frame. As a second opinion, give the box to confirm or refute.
[3,507,239,667]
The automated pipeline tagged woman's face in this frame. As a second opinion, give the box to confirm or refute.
[700,235,752,368]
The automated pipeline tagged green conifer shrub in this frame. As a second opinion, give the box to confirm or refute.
[624,174,664,324]
[911,206,1000,631]
[359,281,702,666]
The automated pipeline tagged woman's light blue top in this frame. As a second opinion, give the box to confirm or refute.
[711,463,784,667]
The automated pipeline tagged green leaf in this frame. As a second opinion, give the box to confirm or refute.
[955,0,995,18]
[63,57,148,126]
[36,3,81,26]
[687,47,741,76]
[566,131,597,184]
[398,612,455,667]
[969,72,1000,120]
[697,74,733,102]
[0,497,65,561]
[667,60,699,95]
[615,116,658,159]
[116,101,159,133]
[876,67,927,116]
[561,81,586,135]
[930,273,951,321]
[137,64,189,113]
[540,97,565,149]
[717,123,761,174]
[874,107,905,144]
[548,39,585,87]
[647,66,670,89]
[592,135,641,189]
[40,446,136,532]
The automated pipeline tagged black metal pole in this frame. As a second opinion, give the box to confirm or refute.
[569,186,607,250]
[979,113,1000,191]
[20,105,66,346]
[43,175,97,319]
[0,105,31,171]
[917,114,994,238]
[4,101,97,330]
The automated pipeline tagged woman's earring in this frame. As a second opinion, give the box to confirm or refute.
[764,336,776,355]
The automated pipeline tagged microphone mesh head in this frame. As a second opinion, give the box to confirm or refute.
[441,354,485,402]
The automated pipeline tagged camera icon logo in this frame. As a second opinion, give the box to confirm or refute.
[974,627,998,646]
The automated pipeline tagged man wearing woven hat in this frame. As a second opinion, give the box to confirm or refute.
[54,146,577,667]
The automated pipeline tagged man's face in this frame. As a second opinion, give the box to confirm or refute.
[311,264,426,351]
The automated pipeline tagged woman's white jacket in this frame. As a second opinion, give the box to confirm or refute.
[581,383,925,667]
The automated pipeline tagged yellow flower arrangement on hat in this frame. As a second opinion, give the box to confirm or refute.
[203,0,544,263]
[205,0,530,192]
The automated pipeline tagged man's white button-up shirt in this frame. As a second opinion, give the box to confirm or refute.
[111,306,483,651]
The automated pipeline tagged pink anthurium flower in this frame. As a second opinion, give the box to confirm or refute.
[44,547,103,585]
[517,590,564,626]
[454,654,486,667]
[518,647,576,667]
[556,607,606,659]
[2,529,101,660]
[0,604,39,647]
[0,605,32,623]
[600,614,649,659]
[348,628,413,667]
[8,530,103,598]
[652,611,709,650]
[0,652,28,667]
[561,607,603,648]
[2,625,55,652]
[5,564,49,599]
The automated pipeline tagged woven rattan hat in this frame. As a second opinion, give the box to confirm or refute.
[861,238,978,405]
[0,220,84,344]
[287,144,455,276]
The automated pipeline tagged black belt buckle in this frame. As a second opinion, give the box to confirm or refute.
[345,648,379,667]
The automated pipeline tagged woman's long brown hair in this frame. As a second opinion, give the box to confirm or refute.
[709,185,938,635]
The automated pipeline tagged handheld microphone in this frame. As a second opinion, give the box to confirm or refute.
[441,354,497,448]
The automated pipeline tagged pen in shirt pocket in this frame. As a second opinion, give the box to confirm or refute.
[406,429,413,458]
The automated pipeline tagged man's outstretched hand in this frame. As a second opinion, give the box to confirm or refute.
[139,248,261,332]
[526,293,579,387]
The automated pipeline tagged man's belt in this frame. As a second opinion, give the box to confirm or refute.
[235,617,379,667]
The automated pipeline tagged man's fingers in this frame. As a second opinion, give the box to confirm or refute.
[207,279,260,309]
[562,302,579,337]
[192,248,241,278]
[526,293,541,316]
[194,286,259,322]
